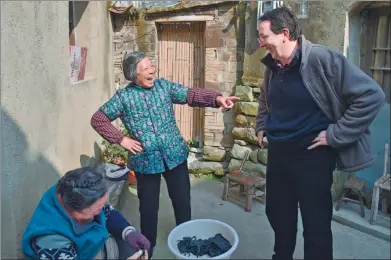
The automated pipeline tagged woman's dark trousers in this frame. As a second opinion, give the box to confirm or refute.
[135,160,191,258]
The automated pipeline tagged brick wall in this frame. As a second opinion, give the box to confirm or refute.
[111,2,246,152]
[112,15,157,84]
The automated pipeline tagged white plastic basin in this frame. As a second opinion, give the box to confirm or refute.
[167,219,239,259]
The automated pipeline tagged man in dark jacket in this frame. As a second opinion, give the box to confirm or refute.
[255,7,385,260]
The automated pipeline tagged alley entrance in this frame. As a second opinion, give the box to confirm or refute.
[157,22,206,146]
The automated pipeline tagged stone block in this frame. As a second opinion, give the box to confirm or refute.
[203,146,226,162]
[123,33,136,42]
[206,60,226,71]
[223,71,238,83]
[205,81,220,92]
[206,27,227,41]
[122,42,139,51]
[257,149,268,165]
[206,37,223,48]
[205,71,223,82]
[235,85,253,102]
[232,127,258,145]
[236,114,256,127]
[228,159,267,177]
[249,150,258,164]
[113,34,123,43]
[189,147,203,154]
[227,48,244,62]
[224,82,236,93]
[223,38,238,48]
[206,48,217,61]
[218,49,230,62]
[235,102,258,116]
[115,42,124,51]
[252,88,261,94]
[188,161,224,176]
[230,144,253,160]
[138,43,155,53]
[227,61,243,72]
[234,139,248,146]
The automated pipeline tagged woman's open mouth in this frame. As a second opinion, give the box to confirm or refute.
[146,77,154,86]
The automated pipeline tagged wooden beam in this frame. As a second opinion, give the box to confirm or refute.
[372,48,391,51]
[371,67,391,71]
[150,15,214,22]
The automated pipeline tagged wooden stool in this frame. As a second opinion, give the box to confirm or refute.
[335,176,367,218]
[370,143,390,225]
[222,171,266,212]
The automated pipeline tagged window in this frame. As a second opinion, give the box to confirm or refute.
[257,1,308,20]
[257,1,284,18]
[297,0,309,19]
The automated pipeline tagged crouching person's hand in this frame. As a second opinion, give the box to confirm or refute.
[127,249,149,260]
[125,231,151,252]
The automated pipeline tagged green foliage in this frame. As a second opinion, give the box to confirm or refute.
[101,124,129,165]
[187,139,200,148]
[191,172,221,181]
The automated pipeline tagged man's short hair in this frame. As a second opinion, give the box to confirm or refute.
[258,6,302,40]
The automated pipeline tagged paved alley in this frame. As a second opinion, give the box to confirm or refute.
[118,177,391,259]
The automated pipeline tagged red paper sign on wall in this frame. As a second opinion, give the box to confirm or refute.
[69,46,87,83]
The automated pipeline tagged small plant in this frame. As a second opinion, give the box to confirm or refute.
[101,124,129,166]
[187,139,200,148]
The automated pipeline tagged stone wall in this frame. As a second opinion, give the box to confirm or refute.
[111,2,247,177]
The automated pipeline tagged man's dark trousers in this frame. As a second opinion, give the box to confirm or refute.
[266,136,337,260]
[135,160,191,258]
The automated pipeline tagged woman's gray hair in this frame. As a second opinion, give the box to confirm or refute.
[123,51,146,82]
[58,167,107,211]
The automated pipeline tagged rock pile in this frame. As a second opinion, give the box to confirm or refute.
[187,83,268,179]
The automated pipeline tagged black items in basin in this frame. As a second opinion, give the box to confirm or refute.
[177,233,232,258]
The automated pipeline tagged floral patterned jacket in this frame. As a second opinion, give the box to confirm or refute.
[98,78,220,174]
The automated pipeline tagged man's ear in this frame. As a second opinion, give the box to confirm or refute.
[282,28,290,40]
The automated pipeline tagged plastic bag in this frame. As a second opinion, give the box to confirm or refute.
[97,164,129,208]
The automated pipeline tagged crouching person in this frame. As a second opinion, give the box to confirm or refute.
[21,167,150,259]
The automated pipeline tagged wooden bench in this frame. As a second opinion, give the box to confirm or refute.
[369,143,390,225]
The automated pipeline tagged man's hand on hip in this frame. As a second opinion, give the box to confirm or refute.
[257,131,264,149]
[308,130,328,150]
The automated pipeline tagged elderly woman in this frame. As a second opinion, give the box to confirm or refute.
[22,167,150,260]
[90,51,239,258]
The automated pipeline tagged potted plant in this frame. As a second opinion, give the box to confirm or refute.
[101,124,137,184]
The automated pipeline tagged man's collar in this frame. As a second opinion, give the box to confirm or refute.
[261,38,302,70]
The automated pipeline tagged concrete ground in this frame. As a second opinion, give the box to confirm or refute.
[332,201,390,242]
[117,177,391,259]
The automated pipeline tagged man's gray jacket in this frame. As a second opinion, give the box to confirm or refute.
[255,35,385,172]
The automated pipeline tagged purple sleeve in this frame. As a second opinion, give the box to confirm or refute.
[103,204,134,240]
[91,111,125,144]
[187,88,222,108]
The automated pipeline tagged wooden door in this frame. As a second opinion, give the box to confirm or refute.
[360,6,390,103]
[157,22,205,146]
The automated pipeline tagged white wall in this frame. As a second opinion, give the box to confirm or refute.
[1,1,114,258]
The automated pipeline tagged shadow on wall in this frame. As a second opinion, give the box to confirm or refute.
[1,108,61,258]
[80,141,103,168]
[69,1,89,35]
